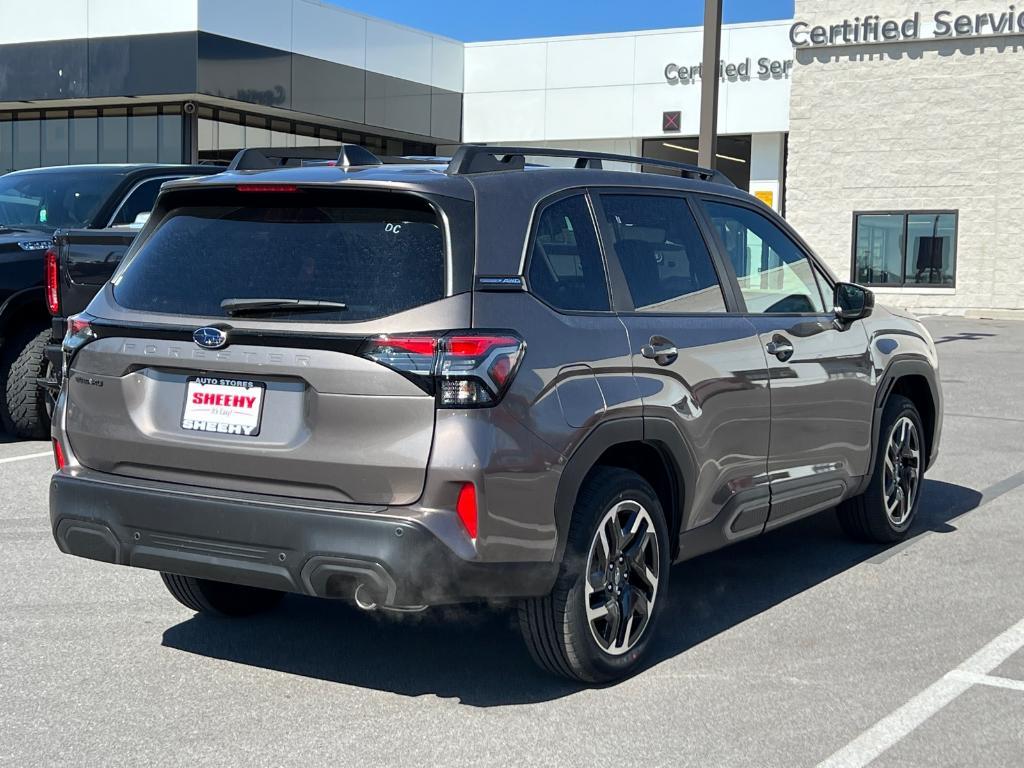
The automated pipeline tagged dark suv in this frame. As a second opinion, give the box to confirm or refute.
[49,146,942,683]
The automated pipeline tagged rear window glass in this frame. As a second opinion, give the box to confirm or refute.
[113,197,446,322]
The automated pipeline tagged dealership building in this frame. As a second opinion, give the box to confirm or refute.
[1,0,1021,315]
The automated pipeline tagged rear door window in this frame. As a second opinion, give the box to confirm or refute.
[599,193,727,313]
[113,193,446,322]
[527,194,610,312]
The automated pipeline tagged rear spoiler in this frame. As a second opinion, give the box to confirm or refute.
[227,144,384,171]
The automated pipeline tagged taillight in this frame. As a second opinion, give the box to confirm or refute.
[362,335,438,377]
[438,334,524,407]
[52,439,66,470]
[61,312,97,375]
[45,246,59,315]
[360,332,525,408]
[456,483,478,539]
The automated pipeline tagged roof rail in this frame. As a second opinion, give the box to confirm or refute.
[445,145,734,186]
[227,144,384,171]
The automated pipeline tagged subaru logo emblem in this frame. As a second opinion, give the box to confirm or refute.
[193,327,228,350]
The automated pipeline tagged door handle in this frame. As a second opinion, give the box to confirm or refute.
[765,335,795,362]
[641,337,679,366]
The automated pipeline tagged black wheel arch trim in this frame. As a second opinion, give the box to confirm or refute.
[0,287,47,337]
[552,416,698,563]
[856,356,941,496]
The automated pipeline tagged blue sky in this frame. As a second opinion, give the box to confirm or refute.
[329,1,795,42]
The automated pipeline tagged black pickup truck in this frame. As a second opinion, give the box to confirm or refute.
[0,163,219,437]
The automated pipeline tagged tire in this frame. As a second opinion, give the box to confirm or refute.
[838,394,926,544]
[0,326,50,439]
[160,573,285,617]
[518,467,670,683]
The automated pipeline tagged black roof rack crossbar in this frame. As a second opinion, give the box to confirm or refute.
[227,144,384,171]
[445,145,734,186]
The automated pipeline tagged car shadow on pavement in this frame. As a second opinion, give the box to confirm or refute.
[162,479,981,707]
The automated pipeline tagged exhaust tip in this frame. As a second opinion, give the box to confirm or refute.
[353,582,380,611]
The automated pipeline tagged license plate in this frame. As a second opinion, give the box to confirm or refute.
[181,376,266,437]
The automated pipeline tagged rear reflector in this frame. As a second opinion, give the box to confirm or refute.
[456,483,478,539]
[236,184,300,193]
[52,439,66,470]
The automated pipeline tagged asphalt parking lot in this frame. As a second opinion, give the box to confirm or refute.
[2,315,1022,767]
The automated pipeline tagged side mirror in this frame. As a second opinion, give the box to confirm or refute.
[132,212,151,227]
[834,282,874,323]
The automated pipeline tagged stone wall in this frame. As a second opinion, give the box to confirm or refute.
[787,0,1024,314]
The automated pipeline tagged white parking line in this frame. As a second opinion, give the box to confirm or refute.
[817,617,1024,768]
[948,670,1024,693]
[0,451,51,465]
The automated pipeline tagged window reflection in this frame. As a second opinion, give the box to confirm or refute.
[195,105,434,162]
[907,213,956,286]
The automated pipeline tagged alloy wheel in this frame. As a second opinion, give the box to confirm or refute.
[584,500,661,656]
[883,416,921,527]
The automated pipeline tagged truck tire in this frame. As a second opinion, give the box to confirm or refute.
[160,573,285,617]
[0,326,50,439]
[518,467,670,683]
[838,394,925,544]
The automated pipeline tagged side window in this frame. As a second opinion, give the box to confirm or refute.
[703,201,827,314]
[813,264,835,310]
[109,177,171,227]
[527,194,610,312]
[600,193,726,313]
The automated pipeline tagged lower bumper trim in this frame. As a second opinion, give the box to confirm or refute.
[50,470,558,606]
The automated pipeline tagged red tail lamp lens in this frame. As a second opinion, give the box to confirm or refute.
[378,336,438,356]
[447,336,519,357]
[45,247,59,315]
[67,316,92,336]
[456,483,478,539]
[52,439,66,470]
[362,336,438,377]
[360,332,524,408]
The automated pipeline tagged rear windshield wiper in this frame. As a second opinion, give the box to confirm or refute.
[220,298,349,317]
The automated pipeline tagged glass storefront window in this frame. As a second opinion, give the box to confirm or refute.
[70,114,98,165]
[128,112,159,163]
[41,115,69,167]
[0,119,13,174]
[0,105,184,170]
[854,214,904,285]
[906,213,957,286]
[192,105,436,164]
[98,112,128,163]
[13,116,41,170]
[853,211,957,287]
[158,114,182,163]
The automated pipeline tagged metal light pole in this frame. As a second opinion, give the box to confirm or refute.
[698,0,723,169]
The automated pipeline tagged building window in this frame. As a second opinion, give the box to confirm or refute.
[195,104,435,163]
[853,211,957,287]
[0,105,184,171]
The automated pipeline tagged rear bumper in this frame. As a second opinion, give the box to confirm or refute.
[50,470,557,608]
